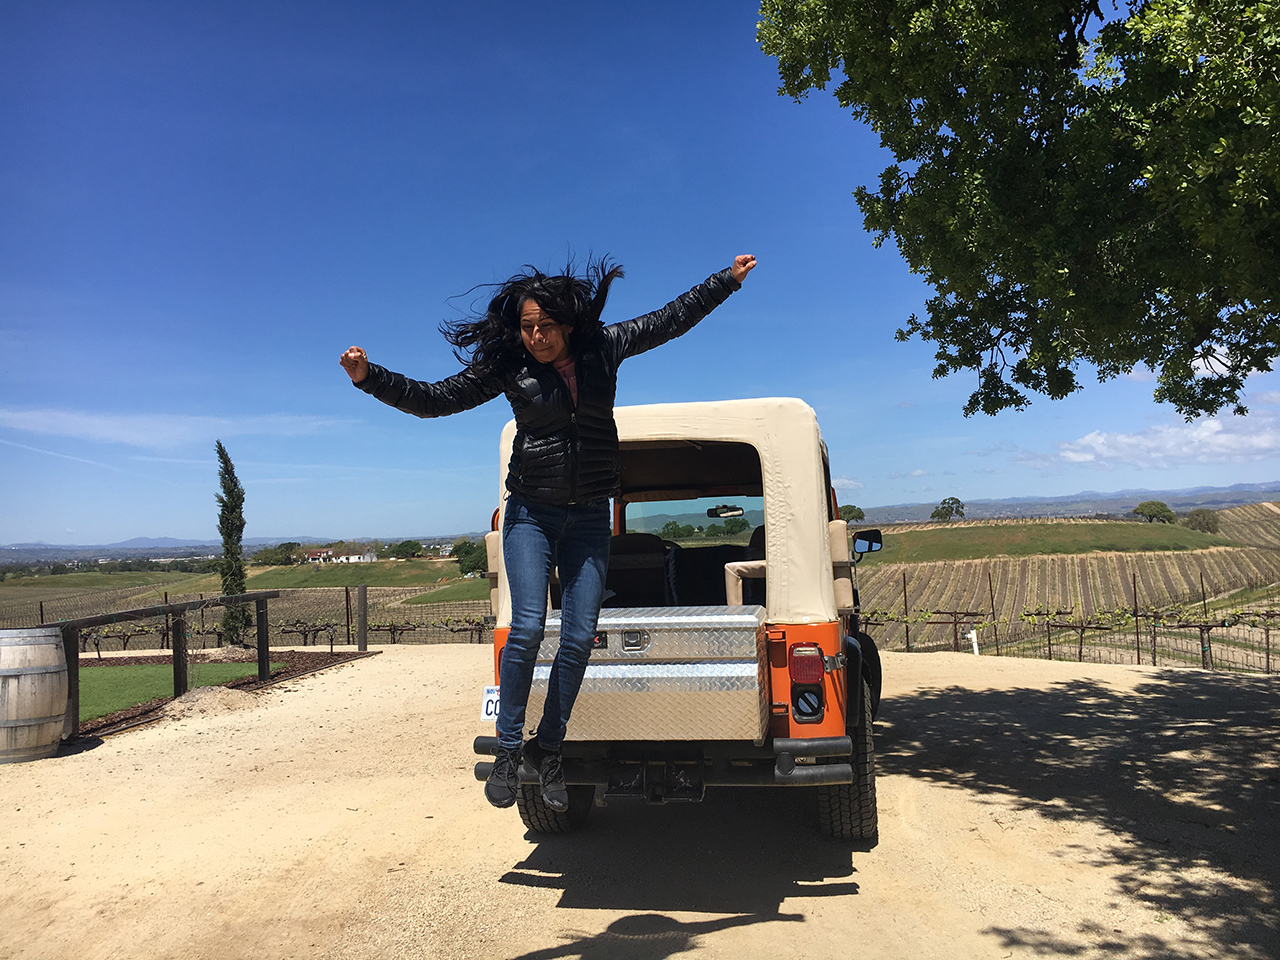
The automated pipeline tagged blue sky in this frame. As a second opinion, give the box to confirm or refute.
[4,1,1280,545]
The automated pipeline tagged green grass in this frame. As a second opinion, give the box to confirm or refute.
[403,577,492,604]
[78,662,281,722]
[245,559,462,588]
[1209,580,1280,613]
[857,521,1234,565]
[0,570,209,601]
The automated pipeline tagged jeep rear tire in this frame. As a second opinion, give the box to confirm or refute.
[515,783,594,834]
[816,679,878,842]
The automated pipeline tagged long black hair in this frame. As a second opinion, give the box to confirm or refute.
[441,257,625,375]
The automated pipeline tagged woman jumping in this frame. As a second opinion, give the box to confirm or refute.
[340,253,757,810]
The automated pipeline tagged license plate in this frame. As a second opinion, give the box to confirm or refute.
[480,685,500,722]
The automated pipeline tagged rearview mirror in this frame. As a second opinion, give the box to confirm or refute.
[852,529,882,555]
[707,504,744,518]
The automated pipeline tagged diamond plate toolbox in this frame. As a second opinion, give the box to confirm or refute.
[525,605,768,743]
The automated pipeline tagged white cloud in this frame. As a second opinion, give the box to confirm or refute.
[0,437,125,472]
[0,408,354,449]
[909,468,927,477]
[1011,449,1058,469]
[1250,391,1280,406]
[964,440,1018,457]
[131,455,214,465]
[832,476,864,491]
[1052,412,1280,468]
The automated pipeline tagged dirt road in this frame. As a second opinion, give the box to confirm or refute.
[2,647,1276,960]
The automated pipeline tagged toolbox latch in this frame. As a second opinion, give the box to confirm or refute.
[621,629,650,652]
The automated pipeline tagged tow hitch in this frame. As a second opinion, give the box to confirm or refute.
[607,762,705,804]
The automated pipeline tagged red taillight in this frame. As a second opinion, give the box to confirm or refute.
[788,643,825,684]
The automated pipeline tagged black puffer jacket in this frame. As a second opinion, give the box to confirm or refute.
[354,268,740,504]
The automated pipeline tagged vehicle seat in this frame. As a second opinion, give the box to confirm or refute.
[604,533,678,607]
[673,543,746,605]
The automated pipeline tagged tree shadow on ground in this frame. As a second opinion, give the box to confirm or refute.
[876,670,1280,958]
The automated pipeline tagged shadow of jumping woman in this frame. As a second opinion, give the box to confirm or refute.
[507,911,804,960]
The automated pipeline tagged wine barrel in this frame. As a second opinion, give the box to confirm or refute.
[0,626,69,763]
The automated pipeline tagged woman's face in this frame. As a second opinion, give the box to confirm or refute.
[520,299,573,364]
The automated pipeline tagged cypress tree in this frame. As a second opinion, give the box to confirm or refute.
[215,440,252,642]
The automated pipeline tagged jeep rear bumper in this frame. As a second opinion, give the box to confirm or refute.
[472,735,853,802]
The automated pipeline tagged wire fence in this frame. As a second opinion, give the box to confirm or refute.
[858,560,1280,674]
[864,612,1277,674]
[0,583,199,629]
[7,561,1279,673]
[0,586,493,654]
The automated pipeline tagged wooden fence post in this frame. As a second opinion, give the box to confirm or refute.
[1199,625,1213,671]
[1133,572,1142,666]
[172,614,188,697]
[987,567,999,655]
[902,571,911,653]
[256,599,269,681]
[1045,619,1053,661]
[357,585,368,652]
[61,626,79,741]
[1265,625,1271,675]
[345,587,353,646]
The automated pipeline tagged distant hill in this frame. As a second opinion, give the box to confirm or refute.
[0,532,488,564]
[5,480,1276,562]
[859,481,1280,524]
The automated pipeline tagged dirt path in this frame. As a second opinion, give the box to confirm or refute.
[2,648,1276,960]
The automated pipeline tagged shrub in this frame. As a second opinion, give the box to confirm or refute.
[1182,508,1220,534]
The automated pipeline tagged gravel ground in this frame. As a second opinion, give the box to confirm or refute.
[76,649,377,736]
[1,646,1276,960]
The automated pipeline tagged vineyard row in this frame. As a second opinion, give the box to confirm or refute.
[0,587,493,651]
[856,546,1280,650]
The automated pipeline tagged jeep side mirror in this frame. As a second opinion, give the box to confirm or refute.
[852,529,882,555]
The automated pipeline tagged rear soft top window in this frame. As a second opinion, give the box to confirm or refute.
[617,440,763,501]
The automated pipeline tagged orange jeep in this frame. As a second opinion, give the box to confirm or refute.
[473,398,882,839]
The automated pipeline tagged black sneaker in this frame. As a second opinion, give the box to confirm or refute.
[523,738,568,812]
[484,745,521,808]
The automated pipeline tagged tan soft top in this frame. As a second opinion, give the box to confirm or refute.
[494,398,837,625]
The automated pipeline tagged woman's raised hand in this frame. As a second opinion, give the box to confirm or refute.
[731,254,757,284]
[340,346,370,384]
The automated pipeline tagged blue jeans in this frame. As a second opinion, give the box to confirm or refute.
[497,494,611,751]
